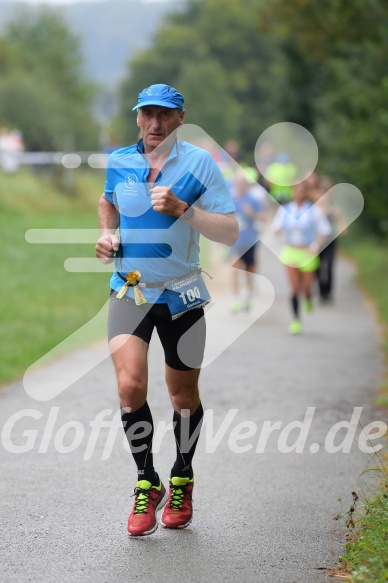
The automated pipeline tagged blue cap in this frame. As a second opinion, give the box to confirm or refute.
[132,84,184,111]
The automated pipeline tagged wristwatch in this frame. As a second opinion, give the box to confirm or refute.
[181,204,194,221]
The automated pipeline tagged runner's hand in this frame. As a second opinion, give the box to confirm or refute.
[150,185,187,217]
[95,234,120,264]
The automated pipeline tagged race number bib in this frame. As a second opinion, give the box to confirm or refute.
[163,272,211,320]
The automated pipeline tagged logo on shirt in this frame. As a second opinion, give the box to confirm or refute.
[125,173,138,189]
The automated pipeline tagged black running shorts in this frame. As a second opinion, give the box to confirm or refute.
[236,244,257,268]
[108,291,206,371]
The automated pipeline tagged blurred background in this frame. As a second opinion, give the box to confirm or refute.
[0,0,387,229]
[0,0,387,390]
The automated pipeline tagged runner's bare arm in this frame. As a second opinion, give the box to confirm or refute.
[96,194,120,264]
[180,208,238,246]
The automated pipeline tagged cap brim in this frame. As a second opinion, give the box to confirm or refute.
[132,100,181,111]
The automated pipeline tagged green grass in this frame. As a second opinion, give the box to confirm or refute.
[343,238,388,328]
[338,484,388,582]
[0,167,109,384]
[336,235,388,581]
[342,237,388,405]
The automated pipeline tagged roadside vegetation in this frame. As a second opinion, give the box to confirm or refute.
[332,235,388,582]
[339,485,388,582]
[0,168,107,384]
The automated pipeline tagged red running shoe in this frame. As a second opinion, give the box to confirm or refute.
[160,477,194,529]
[127,478,167,537]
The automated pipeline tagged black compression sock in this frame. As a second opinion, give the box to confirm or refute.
[170,403,204,479]
[291,295,299,318]
[121,402,158,485]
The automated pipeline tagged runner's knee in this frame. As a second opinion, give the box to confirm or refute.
[169,389,200,414]
[117,374,147,410]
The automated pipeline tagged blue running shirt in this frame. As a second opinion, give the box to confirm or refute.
[231,190,263,251]
[272,201,332,247]
[104,139,235,302]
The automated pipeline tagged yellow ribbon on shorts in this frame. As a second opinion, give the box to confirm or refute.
[116,270,147,305]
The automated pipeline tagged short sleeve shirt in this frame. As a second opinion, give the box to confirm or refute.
[231,190,263,250]
[104,139,235,302]
[272,201,332,246]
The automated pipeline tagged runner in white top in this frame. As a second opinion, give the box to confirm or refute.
[272,181,332,334]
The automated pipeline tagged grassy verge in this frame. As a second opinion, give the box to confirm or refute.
[335,481,388,582]
[341,237,388,405]
[333,235,388,581]
[0,167,108,385]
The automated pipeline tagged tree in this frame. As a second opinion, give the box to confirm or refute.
[260,0,388,236]
[116,0,388,236]
[0,8,99,150]
[116,0,283,157]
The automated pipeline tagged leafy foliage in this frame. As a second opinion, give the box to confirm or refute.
[259,0,388,237]
[0,8,98,150]
[117,0,388,236]
[116,0,284,157]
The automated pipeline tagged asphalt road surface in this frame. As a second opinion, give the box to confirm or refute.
[0,242,384,583]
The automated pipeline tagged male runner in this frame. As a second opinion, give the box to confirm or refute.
[95,84,238,536]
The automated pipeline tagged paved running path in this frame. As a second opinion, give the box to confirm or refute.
[0,241,384,583]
